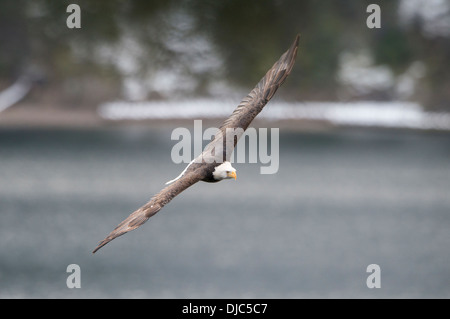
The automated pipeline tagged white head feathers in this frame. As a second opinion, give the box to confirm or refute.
[212,161,237,181]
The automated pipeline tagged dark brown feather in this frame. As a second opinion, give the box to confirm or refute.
[203,34,300,162]
[92,171,201,253]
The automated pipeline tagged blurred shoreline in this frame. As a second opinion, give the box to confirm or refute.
[0,103,331,132]
[0,103,103,129]
[1,100,449,133]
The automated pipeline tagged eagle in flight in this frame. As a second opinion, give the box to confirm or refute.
[93,35,299,253]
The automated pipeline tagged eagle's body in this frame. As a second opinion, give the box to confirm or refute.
[93,35,299,253]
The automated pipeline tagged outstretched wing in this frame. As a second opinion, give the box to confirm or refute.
[203,35,299,162]
[93,171,202,253]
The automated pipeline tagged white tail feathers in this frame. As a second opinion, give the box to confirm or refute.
[165,159,195,185]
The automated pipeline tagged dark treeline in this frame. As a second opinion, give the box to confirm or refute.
[0,0,448,110]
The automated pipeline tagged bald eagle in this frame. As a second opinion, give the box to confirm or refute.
[93,35,299,253]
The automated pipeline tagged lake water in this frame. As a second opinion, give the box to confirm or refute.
[0,126,449,298]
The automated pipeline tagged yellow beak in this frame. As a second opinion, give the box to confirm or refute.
[227,171,237,180]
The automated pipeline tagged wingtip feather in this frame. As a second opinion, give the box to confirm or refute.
[92,203,160,253]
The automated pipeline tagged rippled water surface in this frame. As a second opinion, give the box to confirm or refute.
[0,127,449,298]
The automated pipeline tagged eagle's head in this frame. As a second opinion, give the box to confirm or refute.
[213,161,237,181]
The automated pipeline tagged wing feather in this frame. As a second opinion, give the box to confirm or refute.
[92,171,201,253]
[204,35,299,162]
[220,35,298,133]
